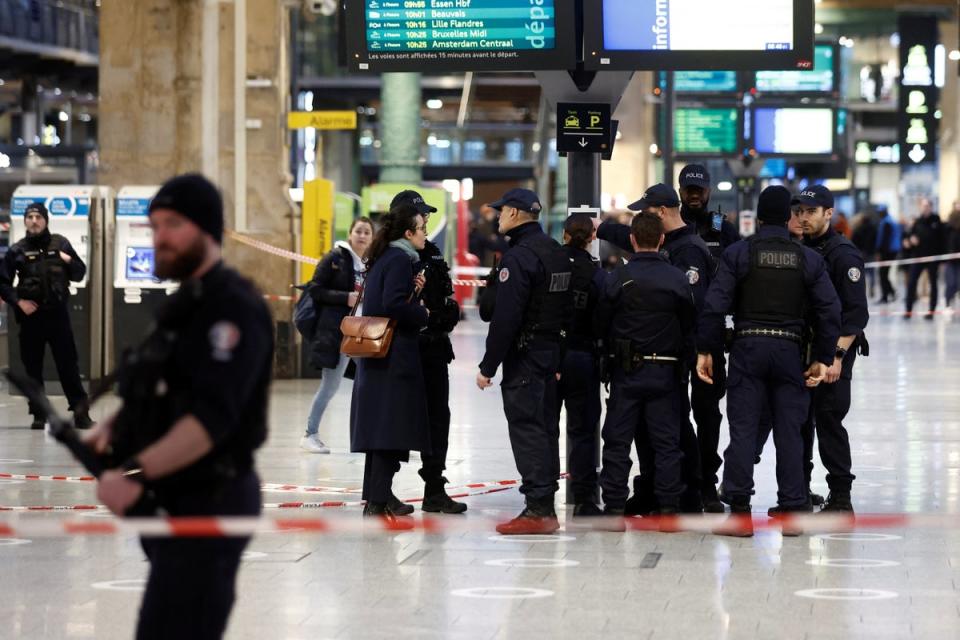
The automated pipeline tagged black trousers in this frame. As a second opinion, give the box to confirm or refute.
[877,251,897,301]
[17,304,87,415]
[906,262,940,313]
[812,377,856,493]
[602,366,685,508]
[633,393,702,509]
[419,338,452,482]
[502,346,561,504]
[756,396,815,486]
[137,470,260,640]
[691,351,726,488]
[362,451,404,503]
[555,348,601,503]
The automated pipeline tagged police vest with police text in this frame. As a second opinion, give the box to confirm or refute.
[15,234,70,306]
[519,233,572,337]
[736,235,806,324]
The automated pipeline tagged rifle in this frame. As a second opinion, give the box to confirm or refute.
[4,368,160,516]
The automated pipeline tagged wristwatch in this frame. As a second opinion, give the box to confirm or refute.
[835,347,848,360]
[120,457,146,484]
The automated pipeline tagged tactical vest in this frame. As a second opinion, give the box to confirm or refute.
[564,246,599,343]
[736,235,806,324]
[16,235,69,305]
[519,233,572,337]
[666,229,716,275]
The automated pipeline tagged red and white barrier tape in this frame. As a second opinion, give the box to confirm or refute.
[0,512,956,538]
[226,230,319,266]
[864,251,960,269]
[0,472,95,483]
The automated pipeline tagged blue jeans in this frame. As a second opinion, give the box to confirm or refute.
[305,355,350,437]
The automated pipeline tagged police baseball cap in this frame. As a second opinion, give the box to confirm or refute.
[390,190,437,215]
[791,184,835,209]
[628,183,681,211]
[490,188,542,214]
[678,164,711,189]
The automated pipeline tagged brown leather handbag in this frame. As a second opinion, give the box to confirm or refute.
[339,284,402,359]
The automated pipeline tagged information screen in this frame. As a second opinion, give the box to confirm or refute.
[753,107,834,156]
[755,44,835,93]
[672,71,738,93]
[125,248,156,281]
[345,0,577,73]
[674,108,740,155]
[585,0,814,71]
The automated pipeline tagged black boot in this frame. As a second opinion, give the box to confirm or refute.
[701,484,725,513]
[713,498,753,537]
[572,502,603,517]
[819,490,854,514]
[387,493,415,516]
[73,409,95,430]
[809,490,826,507]
[421,476,467,514]
[624,475,658,516]
[767,503,811,537]
[30,417,45,430]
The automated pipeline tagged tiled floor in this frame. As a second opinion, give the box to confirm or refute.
[1,307,959,639]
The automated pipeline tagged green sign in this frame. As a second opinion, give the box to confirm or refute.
[674,108,739,155]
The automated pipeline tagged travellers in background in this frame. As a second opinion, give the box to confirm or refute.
[593,211,697,531]
[391,190,467,514]
[350,204,432,522]
[904,198,946,319]
[851,211,878,300]
[696,186,841,537]
[557,213,604,516]
[84,173,274,640]
[875,207,901,303]
[300,217,373,454]
[476,188,571,536]
[0,202,93,430]
[945,202,960,308]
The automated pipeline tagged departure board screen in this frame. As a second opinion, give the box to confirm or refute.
[584,0,814,71]
[672,71,738,93]
[344,1,577,73]
[755,45,836,93]
[753,107,835,156]
[674,108,740,155]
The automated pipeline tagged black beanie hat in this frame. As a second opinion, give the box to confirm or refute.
[756,186,792,226]
[149,173,224,244]
[24,202,49,223]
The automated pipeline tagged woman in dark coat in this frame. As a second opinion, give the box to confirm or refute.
[350,204,431,519]
[300,217,374,453]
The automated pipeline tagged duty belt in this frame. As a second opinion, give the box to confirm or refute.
[636,354,680,363]
[736,328,802,344]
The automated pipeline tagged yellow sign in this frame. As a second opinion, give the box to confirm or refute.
[301,179,336,282]
[287,111,358,130]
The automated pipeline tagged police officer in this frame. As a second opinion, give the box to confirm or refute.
[389,190,467,514]
[678,164,741,259]
[84,174,273,639]
[557,213,605,516]
[476,188,571,535]
[795,185,869,513]
[597,184,712,512]
[594,211,697,530]
[0,202,93,430]
[696,186,841,537]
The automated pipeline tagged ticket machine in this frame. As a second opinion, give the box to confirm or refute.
[105,187,177,370]
[8,185,110,387]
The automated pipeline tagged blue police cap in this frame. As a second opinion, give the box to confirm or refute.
[390,190,437,215]
[628,183,681,211]
[490,188,542,214]
[679,164,711,189]
[791,184,835,209]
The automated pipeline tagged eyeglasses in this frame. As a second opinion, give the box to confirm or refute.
[416,225,428,233]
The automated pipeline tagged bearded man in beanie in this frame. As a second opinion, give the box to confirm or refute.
[695,186,841,537]
[83,174,274,640]
[0,202,93,429]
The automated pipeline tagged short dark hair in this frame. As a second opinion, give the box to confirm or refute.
[630,211,663,249]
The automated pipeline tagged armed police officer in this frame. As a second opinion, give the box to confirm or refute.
[0,202,93,430]
[557,213,604,516]
[597,184,712,513]
[678,164,741,260]
[696,186,841,537]
[84,174,274,640]
[476,188,571,535]
[594,211,697,530]
[795,185,869,513]
[390,190,467,514]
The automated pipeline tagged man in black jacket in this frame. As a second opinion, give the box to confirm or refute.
[0,202,93,430]
[904,198,946,319]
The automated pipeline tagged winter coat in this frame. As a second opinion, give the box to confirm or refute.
[308,245,361,370]
[349,246,431,454]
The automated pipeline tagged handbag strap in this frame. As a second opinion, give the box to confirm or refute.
[346,270,420,319]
